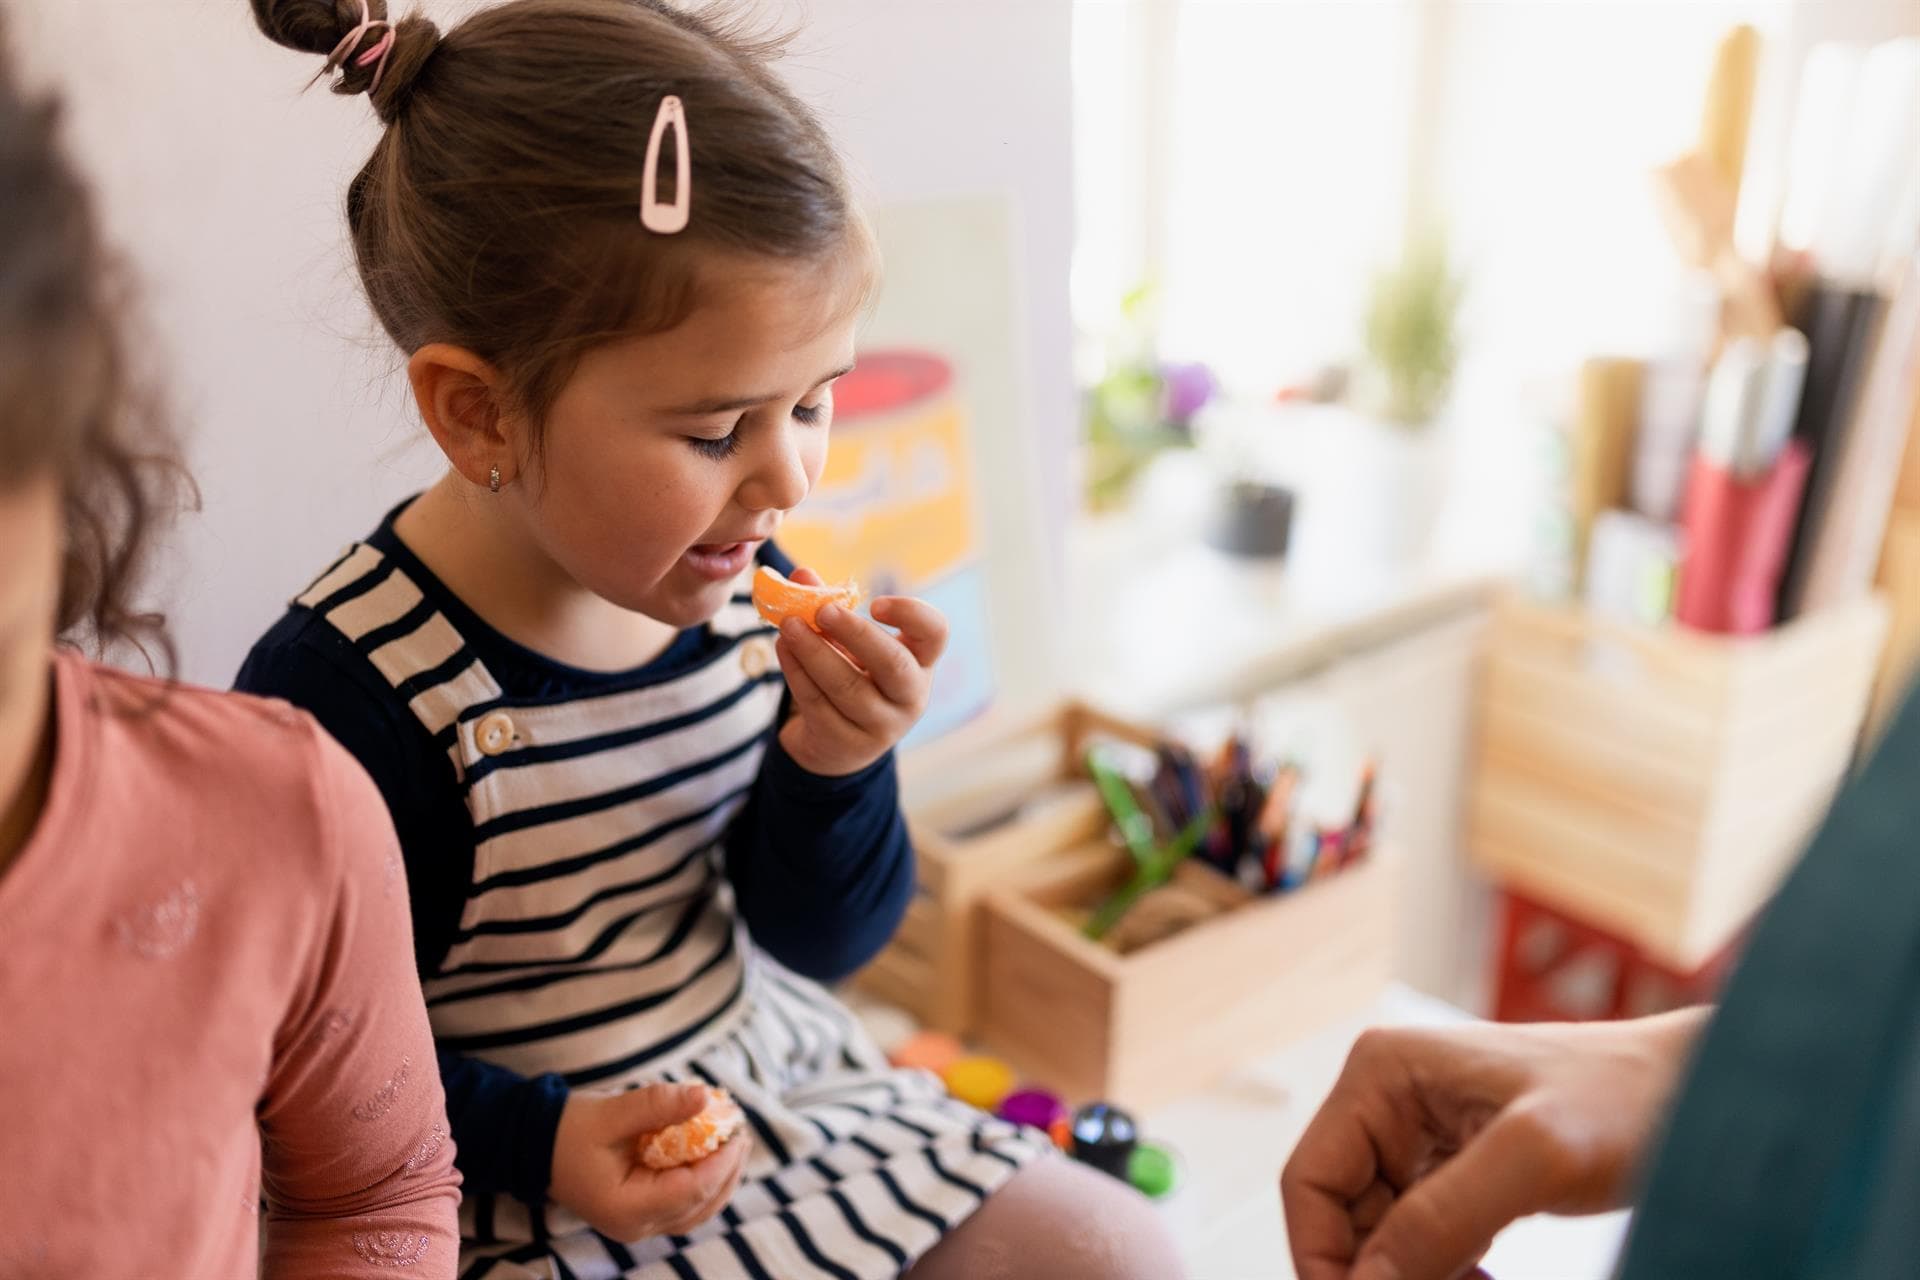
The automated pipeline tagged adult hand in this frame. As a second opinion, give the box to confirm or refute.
[1281,1009,1708,1280]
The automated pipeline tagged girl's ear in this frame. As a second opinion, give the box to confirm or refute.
[407,344,527,488]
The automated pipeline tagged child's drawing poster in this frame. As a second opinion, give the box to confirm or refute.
[779,198,1037,745]
[777,350,993,744]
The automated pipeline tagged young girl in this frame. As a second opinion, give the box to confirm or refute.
[0,21,460,1278]
[237,2,1184,1278]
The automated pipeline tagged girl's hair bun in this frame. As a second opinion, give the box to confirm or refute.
[249,0,440,123]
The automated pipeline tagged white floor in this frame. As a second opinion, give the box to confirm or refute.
[1144,985,1629,1279]
[851,984,1630,1280]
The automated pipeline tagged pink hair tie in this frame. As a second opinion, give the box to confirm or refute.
[307,0,396,99]
[355,29,396,96]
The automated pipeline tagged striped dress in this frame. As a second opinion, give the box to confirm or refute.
[283,539,1046,1280]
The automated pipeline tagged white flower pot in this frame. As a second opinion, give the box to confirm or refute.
[1314,406,1449,566]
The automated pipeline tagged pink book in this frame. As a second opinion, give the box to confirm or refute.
[1677,441,1813,635]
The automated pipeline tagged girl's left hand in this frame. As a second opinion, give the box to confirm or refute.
[773,570,947,777]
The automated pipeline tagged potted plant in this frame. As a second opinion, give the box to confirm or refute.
[1349,229,1465,557]
[1362,229,1463,428]
[1082,285,1218,512]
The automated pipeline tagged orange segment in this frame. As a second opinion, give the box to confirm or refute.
[751,565,862,631]
[637,1086,746,1170]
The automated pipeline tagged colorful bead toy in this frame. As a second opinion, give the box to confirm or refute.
[941,1055,1017,1112]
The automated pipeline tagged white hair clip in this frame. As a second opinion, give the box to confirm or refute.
[640,95,691,235]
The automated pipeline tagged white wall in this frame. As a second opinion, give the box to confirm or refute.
[781,1,1077,714]
[1738,0,1920,260]
[11,0,1073,690]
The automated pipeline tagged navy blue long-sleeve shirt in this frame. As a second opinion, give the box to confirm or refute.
[235,521,913,1206]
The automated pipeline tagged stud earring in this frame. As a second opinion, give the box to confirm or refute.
[489,465,502,494]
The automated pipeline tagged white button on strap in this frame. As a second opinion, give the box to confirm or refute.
[475,710,517,757]
[740,637,776,679]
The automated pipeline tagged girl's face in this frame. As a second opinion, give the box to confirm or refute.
[515,252,864,629]
[0,472,62,867]
[0,473,60,707]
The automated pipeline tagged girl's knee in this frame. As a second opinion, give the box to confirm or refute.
[1025,1157,1186,1279]
[910,1155,1187,1280]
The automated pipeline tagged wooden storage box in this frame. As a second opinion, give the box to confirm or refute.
[1469,594,1887,970]
[855,702,1160,1033]
[977,845,1395,1110]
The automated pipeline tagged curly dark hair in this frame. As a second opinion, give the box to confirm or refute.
[0,15,189,669]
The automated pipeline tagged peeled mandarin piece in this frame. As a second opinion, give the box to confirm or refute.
[941,1055,1017,1112]
[751,565,861,631]
[637,1086,745,1170]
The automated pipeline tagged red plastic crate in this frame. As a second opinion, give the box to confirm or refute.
[1493,890,1741,1023]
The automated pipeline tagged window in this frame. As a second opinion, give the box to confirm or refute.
[1074,0,1793,395]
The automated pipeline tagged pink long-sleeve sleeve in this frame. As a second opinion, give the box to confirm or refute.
[259,720,462,1277]
[0,654,458,1278]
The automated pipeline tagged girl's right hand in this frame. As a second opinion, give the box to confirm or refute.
[550,1084,753,1242]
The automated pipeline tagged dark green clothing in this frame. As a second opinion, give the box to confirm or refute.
[1619,685,1920,1278]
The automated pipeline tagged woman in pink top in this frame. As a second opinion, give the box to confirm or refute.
[0,22,463,1277]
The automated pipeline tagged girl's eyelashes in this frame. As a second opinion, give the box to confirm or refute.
[686,401,827,459]
[687,427,742,460]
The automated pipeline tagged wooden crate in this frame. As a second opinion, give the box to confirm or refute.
[854,702,1161,1034]
[1469,593,1888,970]
[976,845,1395,1110]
